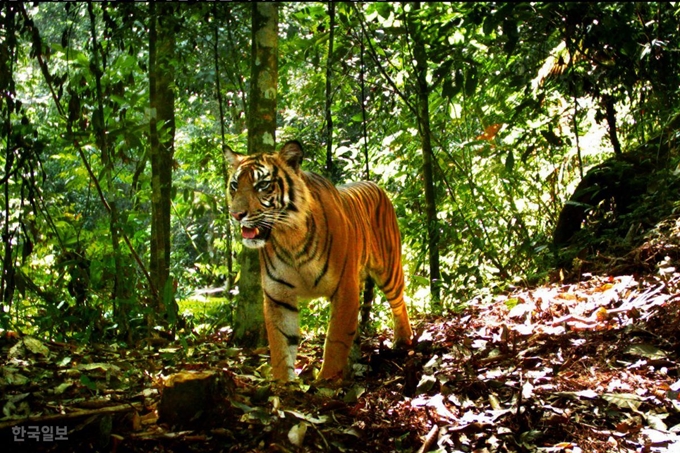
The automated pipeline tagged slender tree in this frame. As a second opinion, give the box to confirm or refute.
[356,2,441,306]
[87,2,137,338]
[0,4,17,310]
[213,3,235,294]
[149,2,178,322]
[233,2,279,347]
[359,24,370,182]
[324,1,336,182]
[407,2,440,306]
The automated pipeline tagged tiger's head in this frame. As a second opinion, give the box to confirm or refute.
[225,140,309,249]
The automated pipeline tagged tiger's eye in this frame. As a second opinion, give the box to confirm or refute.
[230,180,238,191]
[256,180,271,191]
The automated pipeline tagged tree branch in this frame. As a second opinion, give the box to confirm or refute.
[20,3,157,300]
[350,3,417,115]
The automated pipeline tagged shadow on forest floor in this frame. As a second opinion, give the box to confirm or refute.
[2,225,680,452]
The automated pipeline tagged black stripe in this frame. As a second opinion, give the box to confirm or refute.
[297,203,329,267]
[314,238,333,288]
[298,235,322,267]
[314,234,333,287]
[263,253,295,288]
[296,215,317,259]
[270,235,295,266]
[380,257,402,297]
[285,171,296,206]
[389,299,406,310]
[265,291,298,312]
[276,178,286,204]
[269,275,295,289]
[277,327,300,346]
[317,204,333,259]
[329,253,349,301]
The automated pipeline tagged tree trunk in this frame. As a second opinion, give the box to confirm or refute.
[247,3,278,156]
[360,26,370,182]
[149,2,178,323]
[87,2,136,338]
[409,2,441,307]
[324,1,336,182]
[603,95,621,155]
[233,3,278,348]
[213,3,235,294]
[1,4,17,310]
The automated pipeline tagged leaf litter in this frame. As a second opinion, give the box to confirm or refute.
[1,272,679,452]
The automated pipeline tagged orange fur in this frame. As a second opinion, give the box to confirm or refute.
[227,141,413,381]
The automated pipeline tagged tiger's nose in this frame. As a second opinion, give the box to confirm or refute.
[231,211,247,221]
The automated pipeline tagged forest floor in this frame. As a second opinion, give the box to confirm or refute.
[2,263,680,452]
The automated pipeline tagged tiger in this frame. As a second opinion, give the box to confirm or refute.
[226,140,413,381]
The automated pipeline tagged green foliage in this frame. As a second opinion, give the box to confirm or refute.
[276,1,680,310]
[2,2,680,341]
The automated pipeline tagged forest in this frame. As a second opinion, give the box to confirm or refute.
[1,2,680,452]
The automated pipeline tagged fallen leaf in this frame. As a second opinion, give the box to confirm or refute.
[288,422,308,447]
[557,389,598,400]
[488,393,502,410]
[602,393,644,411]
[508,302,534,319]
[644,412,668,431]
[594,283,614,292]
[54,381,74,394]
[428,394,457,422]
[416,374,437,395]
[343,385,366,404]
[78,362,122,373]
[284,410,328,424]
[624,344,667,360]
[9,336,50,359]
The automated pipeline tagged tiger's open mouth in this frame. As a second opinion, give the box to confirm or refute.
[240,224,272,242]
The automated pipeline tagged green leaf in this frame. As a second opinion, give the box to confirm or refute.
[465,67,478,97]
[483,15,497,36]
[442,77,459,100]
[540,130,563,147]
[375,2,392,19]
[80,374,97,391]
[624,344,667,360]
[502,19,519,55]
[602,393,643,411]
[454,69,464,92]
[54,382,74,395]
[504,297,521,310]
[22,337,50,357]
[411,275,430,287]
[416,374,437,395]
[505,150,515,172]
[284,410,328,424]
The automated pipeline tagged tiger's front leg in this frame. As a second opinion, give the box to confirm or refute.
[263,292,300,381]
[318,278,360,381]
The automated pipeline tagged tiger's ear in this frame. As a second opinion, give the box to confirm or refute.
[279,140,304,171]
[224,145,243,169]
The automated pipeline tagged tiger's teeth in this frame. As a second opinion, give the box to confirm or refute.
[242,226,259,239]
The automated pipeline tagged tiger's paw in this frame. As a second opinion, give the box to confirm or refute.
[393,324,414,347]
[394,320,416,348]
[394,333,414,350]
[312,376,345,390]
